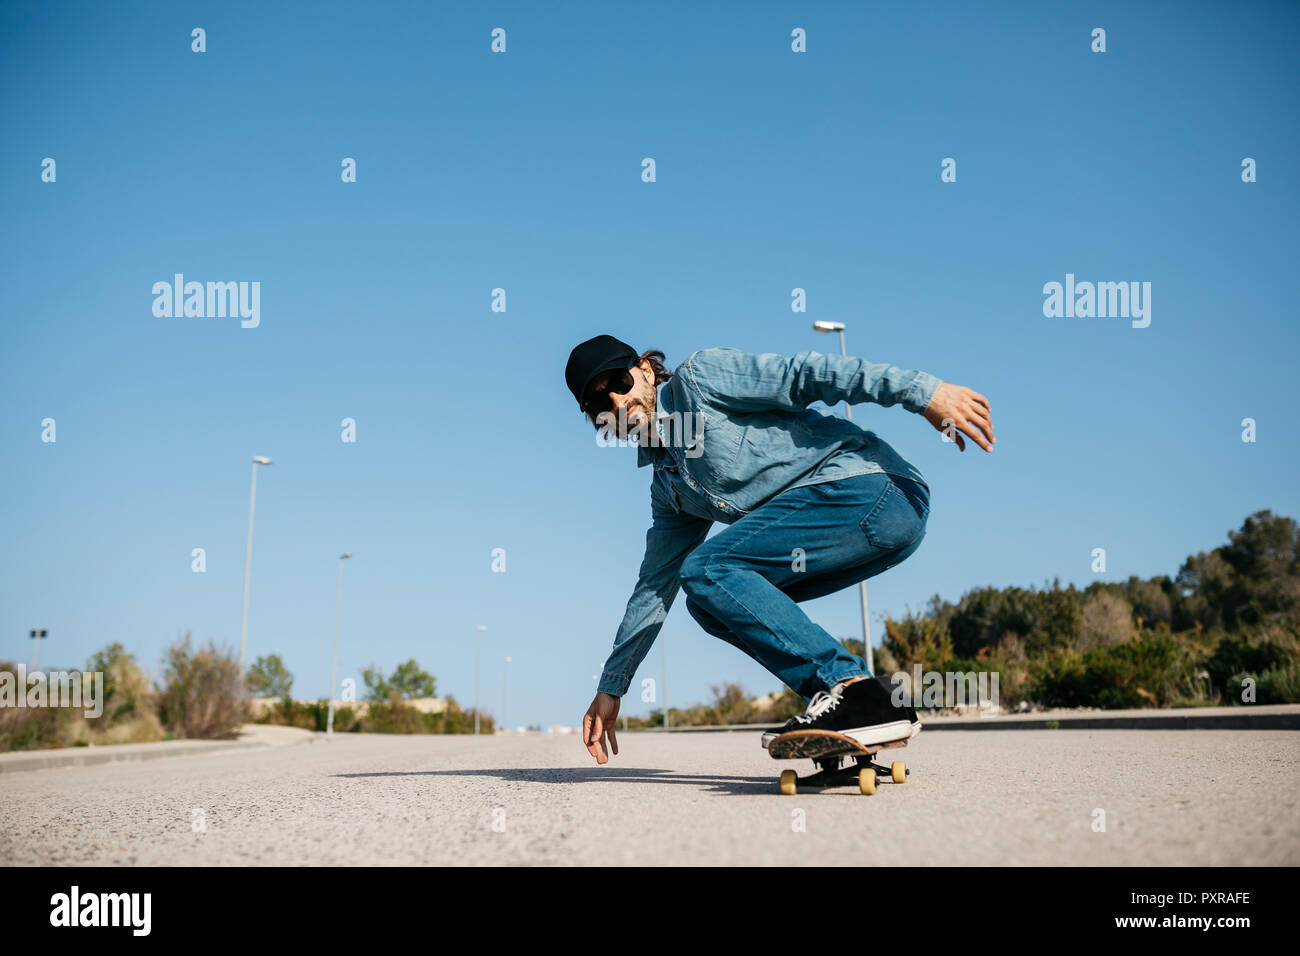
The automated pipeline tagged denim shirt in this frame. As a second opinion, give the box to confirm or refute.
[597,347,942,697]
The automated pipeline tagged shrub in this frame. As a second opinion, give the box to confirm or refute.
[1206,634,1295,702]
[1030,632,1183,709]
[1251,664,1300,704]
[359,693,425,734]
[157,633,249,738]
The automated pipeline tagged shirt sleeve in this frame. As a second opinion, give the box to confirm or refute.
[680,347,942,416]
[597,484,712,697]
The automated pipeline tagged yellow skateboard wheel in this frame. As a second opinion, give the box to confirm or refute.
[779,769,798,795]
[858,768,877,795]
[891,761,907,784]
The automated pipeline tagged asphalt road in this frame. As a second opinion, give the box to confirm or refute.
[2,728,1297,865]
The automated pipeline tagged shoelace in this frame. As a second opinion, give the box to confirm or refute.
[793,689,841,724]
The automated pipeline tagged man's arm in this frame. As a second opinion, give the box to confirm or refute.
[597,488,712,698]
[679,346,942,416]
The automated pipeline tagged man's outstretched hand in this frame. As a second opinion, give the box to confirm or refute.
[923,382,995,452]
[583,692,621,764]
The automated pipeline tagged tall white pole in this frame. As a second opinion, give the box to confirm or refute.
[239,461,259,671]
[327,554,349,734]
[661,635,669,730]
[502,656,511,733]
[836,330,874,676]
[474,625,486,734]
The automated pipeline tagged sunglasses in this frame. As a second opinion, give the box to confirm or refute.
[582,364,636,418]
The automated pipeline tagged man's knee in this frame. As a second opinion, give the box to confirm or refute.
[679,550,711,597]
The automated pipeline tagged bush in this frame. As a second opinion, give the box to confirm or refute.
[1030,632,1183,709]
[359,693,426,734]
[157,633,249,738]
[423,696,488,734]
[82,645,163,745]
[1206,634,1295,702]
[0,661,62,750]
[0,648,165,752]
[1251,664,1300,704]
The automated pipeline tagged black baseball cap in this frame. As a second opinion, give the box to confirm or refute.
[565,334,640,410]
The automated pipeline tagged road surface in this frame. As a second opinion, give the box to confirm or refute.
[2,728,1296,865]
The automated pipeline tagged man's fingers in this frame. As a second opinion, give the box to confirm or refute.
[607,725,619,756]
[962,419,993,452]
[584,712,604,761]
[967,405,994,441]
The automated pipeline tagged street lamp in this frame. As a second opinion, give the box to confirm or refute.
[326,553,352,734]
[812,321,873,676]
[29,629,47,671]
[502,656,511,733]
[661,636,669,730]
[474,625,487,734]
[239,456,273,670]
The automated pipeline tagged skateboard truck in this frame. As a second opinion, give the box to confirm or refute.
[779,753,908,795]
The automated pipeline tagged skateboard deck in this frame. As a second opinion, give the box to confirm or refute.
[768,729,910,795]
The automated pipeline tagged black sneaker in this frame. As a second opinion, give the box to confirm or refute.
[763,676,921,757]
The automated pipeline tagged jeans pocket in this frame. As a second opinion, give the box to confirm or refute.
[860,480,926,551]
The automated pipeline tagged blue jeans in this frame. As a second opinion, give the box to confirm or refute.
[678,472,930,700]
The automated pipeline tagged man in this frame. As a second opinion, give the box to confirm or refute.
[564,335,994,765]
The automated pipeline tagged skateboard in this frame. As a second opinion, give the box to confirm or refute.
[768,730,909,795]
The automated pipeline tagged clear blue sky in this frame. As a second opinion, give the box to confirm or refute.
[2,1,1297,729]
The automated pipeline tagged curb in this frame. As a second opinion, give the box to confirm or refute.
[0,724,315,774]
[0,739,268,774]
[637,705,1300,734]
[917,711,1300,731]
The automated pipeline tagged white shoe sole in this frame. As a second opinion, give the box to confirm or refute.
[762,718,921,749]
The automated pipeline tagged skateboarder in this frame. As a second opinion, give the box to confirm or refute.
[565,335,994,764]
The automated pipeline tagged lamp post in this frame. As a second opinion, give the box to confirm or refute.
[502,656,511,733]
[239,456,273,671]
[474,625,486,734]
[812,321,874,676]
[29,629,47,671]
[661,636,669,730]
[326,553,351,734]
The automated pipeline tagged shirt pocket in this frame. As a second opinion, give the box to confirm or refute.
[700,415,742,485]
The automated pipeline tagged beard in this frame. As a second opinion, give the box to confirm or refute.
[615,382,656,438]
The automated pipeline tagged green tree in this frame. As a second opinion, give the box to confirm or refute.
[389,659,437,698]
[1178,511,1300,632]
[361,664,393,702]
[362,659,437,701]
[246,654,294,699]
